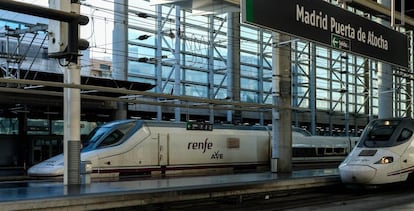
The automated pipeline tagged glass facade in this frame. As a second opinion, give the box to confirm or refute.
[123,1,413,133]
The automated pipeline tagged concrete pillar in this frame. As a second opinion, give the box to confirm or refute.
[309,43,317,135]
[64,62,81,185]
[113,0,128,119]
[227,12,241,124]
[156,5,163,121]
[378,0,394,119]
[271,33,292,173]
[208,15,215,123]
[112,0,128,81]
[174,6,181,122]
[49,0,81,186]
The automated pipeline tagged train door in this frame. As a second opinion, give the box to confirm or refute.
[158,133,169,167]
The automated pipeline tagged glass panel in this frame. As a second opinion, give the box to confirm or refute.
[241,91,258,103]
[128,60,155,76]
[128,76,154,85]
[214,72,227,85]
[185,84,207,97]
[241,65,258,78]
[214,89,228,100]
[0,118,18,135]
[241,25,258,38]
[184,55,208,69]
[241,52,258,65]
[185,69,207,83]
[129,45,155,59]
[241,78,258,90]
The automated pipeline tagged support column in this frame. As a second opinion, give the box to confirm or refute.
[227,12,241,124]
[64,62,81,185]
[156,5,163,121]
[364,59,371,118]
[48,0,81,186]
[208,15,215,123]
[344,54,350,136]
[258,29,265,125]
[328,49,334,136]
[113,0,128,119]
[174,6,181,122]
[271,33,292,173]
[309,43,317,135]
[378,0,393,119]
[112,0,128,80]
[370,62,375,121]
[378,64,393,119]
[407,78,412,118]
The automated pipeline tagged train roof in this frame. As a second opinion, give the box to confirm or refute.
[99,119,138,128]
[99,119,271,131]
[98,119,313,134]
[143,120,270,131]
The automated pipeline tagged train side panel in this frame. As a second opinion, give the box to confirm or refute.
[151,126,270,166]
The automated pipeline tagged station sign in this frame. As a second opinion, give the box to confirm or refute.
[331,34,350,51]
[242,0,409,68]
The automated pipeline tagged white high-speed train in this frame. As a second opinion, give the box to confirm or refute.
[340,118,414,185]
[28,119,358,177]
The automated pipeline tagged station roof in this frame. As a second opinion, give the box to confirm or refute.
[4,69,155,97]
[153,0,414,29]
[348,0,414,29]
[0,69,155,120]
[377,0,414,18]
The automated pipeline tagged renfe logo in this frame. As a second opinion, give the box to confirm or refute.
[188,138,213,153]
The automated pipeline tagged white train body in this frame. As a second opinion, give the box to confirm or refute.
[339,118,414,185]
[28,120,356,177]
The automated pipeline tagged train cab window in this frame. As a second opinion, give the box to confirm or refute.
[96,122,136,148]
[397,129,413,142]
[368,127,394,140]
[98,129,123,147]
[363,125,397,147]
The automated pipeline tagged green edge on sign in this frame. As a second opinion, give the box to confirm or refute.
[245,0,254,22]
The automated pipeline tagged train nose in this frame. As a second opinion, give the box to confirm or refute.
[339,165,376,184]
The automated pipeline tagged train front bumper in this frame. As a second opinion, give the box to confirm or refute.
[339,164,376,184]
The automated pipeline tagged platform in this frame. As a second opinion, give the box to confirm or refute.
[0,169,340,210]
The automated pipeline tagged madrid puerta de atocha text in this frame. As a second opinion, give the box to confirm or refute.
[296,4,389,51]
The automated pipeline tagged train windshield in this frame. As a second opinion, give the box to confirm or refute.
[82,121,140,152]
[359,119,413,148]
[82,127,106,148]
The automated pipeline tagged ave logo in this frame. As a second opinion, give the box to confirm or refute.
[211,151,223,159]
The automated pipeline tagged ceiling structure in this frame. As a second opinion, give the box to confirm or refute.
[342,0,414,29]
[150,0,239,14]
[373,0,414,18]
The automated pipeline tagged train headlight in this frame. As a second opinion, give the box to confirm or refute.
[375,156,394,164]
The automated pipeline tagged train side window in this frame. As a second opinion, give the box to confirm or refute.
[397,129,413,142]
